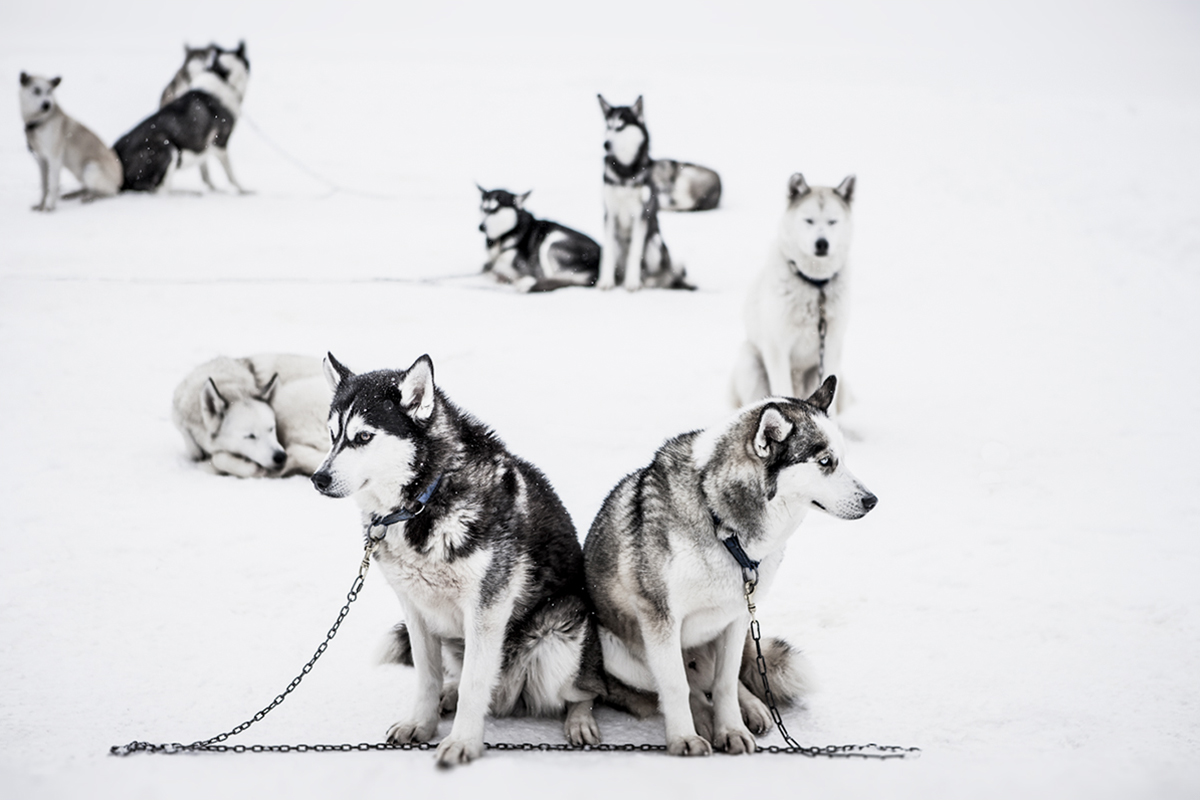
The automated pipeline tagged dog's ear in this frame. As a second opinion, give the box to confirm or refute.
[753,405,794,459]
[514,190,531,209]
[235,40,249,68]
[258,372,280,403]
[398,355,436,423]
[201,378,229,433]
[834,175,856,205]
[323,352,352,392]
[597,94,612,115]
[632,95,644,121]
[806,375,837,414]
[788,173,810,201]
[476,183,487,196]
[49,76,61,89]
[20,72,32,87]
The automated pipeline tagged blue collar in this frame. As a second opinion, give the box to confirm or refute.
[369,474,443,534]
[712,511,760,585]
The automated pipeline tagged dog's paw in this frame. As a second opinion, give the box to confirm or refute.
[740,693,772,735]
[691,706,714,743]
[385,718,437,744]
[597,278,616,290]
[435,735,483,767]
[667,734,712,757]
[565,704,601,746]
[713,725,757,755]
[439,683,459,716]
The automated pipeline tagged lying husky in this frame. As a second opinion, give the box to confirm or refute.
[18,73,122,211]
[585,377,876,756]
[311,354,603,766]
[172,354,330,477]
[477,186,600,292]
[114,41,250,193]
[597,95,692,291]
[651,158,721,213]
[732,173,856,411]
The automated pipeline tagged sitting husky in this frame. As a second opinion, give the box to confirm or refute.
[597,95,692,291]
[311,354,603,766]
[114,41,250,193]
[477,186,600,292]
[732,173,856,411]
[584,377,876,756]
[159,43,219,108]
[18,73,122,211]
[650,158,721,212]
[172,354,331,478]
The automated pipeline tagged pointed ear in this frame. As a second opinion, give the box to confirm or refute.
[20,72,31,87]
[49,76,62,89]
[323,352,352,392]
[258,372,280,402]
[597,94,612,115]
[398,355,436,423]
[807,375,837,413]
[476,183,487,196]
[787,172,810,200]
[753,405,794,459]
[514,190,531,209]
[834,175,856,205]
[632,95,644,121]
[201,378,229,434]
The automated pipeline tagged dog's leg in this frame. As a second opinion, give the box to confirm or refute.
[32,155,50,211]
[564,699,601,746]
[731,342,771,407]
[386,609,443,745]
[199,161,218,192]
[641,619,711,756]
[709,620,756,754]
[762,342,797,399]
[213,147,251,194]
[44,156,62,212]
[209,451,267,478]
[623,198,650,291]
[597,208,618,290]
[738,680,771,735]
[435,607,508,766]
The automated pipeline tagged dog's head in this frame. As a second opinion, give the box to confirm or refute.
[477,185,528,240]
[598,94,648,168]
[779,174,855,278]
[189,41,250,105]
[200,373,287,472]
[18,73,60,123]
[312,353,440,513]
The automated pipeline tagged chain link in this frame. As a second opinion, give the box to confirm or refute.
[817,287,828,384]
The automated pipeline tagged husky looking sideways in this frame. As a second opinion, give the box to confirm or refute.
[311,354,603,766]
[18,73,122,211]
[585,377,875,756]
[732,173,856,411]
[477,186,600,292]
[597,95,692,291]
[159,44,219,107]
[114,41,251,193]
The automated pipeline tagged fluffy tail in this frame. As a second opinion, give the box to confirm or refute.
[740,634,813,705]
[377,622,414,666]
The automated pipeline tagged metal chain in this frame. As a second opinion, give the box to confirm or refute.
[817,287,828,383]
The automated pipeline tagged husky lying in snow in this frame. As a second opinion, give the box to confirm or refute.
[732,173,856,411]
[597,95,692,291]
[114,41,250,193]
[477,186,600,292]
[18,73,122,211]
[311,354,603,766]
[585,377,875,756]
[172,354,330,478]
[651,158,721,213]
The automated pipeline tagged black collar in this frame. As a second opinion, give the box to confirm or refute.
[367,474,443,537]
[788,260,837,289]
[711,510,761,584]
[24,117,47,133]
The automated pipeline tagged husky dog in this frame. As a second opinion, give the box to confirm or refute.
[311,354,603,766]
[18,73,122,211]
[651,158,721,213]
[172,354,330,478]
[114,41,250,193]
[477,186,600,292]
[584,377,876,756]
[160,44,218,107]
[732,174,856,411]
[597,95,692,291]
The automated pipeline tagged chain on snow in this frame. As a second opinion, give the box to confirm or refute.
[111,539,918,759]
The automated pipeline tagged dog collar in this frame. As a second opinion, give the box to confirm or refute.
[711,511,761,585]
[368,474,443,535]
[24,118,46,133]
[788,260,836,289]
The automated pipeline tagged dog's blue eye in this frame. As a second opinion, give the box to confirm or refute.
[818,456,831,467]
[354,431,374,445]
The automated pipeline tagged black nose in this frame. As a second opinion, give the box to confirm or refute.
[478,222,485,232]
[41,100,50,111]
[311,471,332,492]
[861,493,877,512]
[273,451,287,466]
[815,238,829,256]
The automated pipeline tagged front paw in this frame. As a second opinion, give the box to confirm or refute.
[667,734,712,757]
[713,725,756,755]
[385,718,437,744]
[597,277,616,290]
[435,735,484,767]
[740,693,772,735]
[565,703,601,746]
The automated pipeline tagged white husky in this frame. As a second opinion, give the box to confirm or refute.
[172,354,331,477]
[732,174,856,410]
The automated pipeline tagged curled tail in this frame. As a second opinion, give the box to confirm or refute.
[740,634,813,705]
[377,622,414,666]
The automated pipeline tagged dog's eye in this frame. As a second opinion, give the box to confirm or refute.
[354,431,374,445]
[818,456,832,468]
[246,433,257,440]
[33,88,41,96]
[828,220,838,226]
[805,218,814,225]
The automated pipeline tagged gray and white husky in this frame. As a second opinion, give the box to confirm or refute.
[477,186,600,292]
[114,41,250,193]
[172,354,331,477]
[732,173,856,411]
[651,158,721,213]
[584,377,876,756]
[311,354,603,766]
[159,43,219,107]
[597,95,692,291]
[18,73,122,211]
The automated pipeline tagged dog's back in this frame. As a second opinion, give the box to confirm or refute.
[114,91,236,191]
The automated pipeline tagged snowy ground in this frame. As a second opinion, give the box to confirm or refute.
[2,1,1199,797]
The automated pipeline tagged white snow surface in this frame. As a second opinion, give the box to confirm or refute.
[2,1,1199,797]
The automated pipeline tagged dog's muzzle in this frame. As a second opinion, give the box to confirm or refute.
[815,238,829,257]
[311,470,334,494]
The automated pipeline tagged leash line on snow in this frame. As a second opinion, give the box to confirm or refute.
[110,536,919,759]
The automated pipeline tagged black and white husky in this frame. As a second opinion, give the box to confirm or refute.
[477,186,600,292]
[113,41,250,193]
[311,354,603,766]
[597,95,692,291]
[584,377,876,756]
